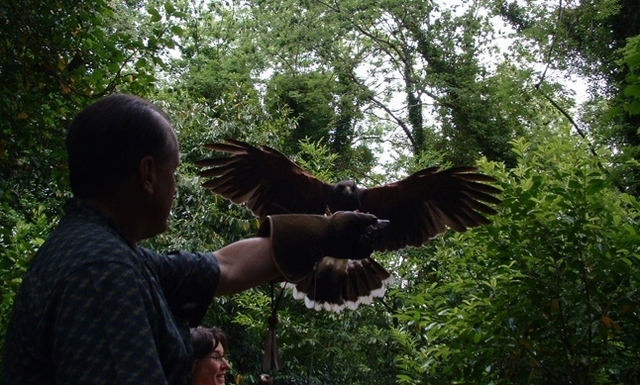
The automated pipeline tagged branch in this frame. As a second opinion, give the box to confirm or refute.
[535,0,564,90]
[533,0,602,162]
[535,87,597,155]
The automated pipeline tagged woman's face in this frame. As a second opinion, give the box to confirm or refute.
[193,342,230,385]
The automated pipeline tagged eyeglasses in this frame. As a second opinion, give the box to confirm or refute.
[204,353,228,362]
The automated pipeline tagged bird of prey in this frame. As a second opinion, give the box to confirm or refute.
[196,139,501,311]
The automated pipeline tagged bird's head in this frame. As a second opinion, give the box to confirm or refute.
[329,180,361,212]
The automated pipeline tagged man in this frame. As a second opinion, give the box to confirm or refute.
[2,94,378,384]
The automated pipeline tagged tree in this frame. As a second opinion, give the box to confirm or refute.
[0,0,184,356]
[498,0,640,195]
[392,132,640,384]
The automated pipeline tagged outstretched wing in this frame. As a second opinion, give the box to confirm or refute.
[360,166,502,251]
[196,139,334,218]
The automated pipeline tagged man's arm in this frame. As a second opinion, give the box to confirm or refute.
[213,212,380,296]
[214,237,280,296]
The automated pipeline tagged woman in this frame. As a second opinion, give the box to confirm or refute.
[190,326,230,385]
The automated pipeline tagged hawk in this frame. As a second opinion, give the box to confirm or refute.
[196,139,501,311]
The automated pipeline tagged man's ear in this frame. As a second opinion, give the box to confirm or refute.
[139,155,156,194]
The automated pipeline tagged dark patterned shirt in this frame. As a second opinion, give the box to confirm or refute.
[3,198,220,384]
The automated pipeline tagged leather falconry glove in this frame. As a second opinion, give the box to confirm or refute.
[257,211,381,282]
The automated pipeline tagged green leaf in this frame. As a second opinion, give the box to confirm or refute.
[624,101,640,115]
[134,58,147,69]
[164,2,176,15]
[173,11,189,19]
[625,52,640,70]
[170,26,184,36]
[623,84,640,98]
[568,179,582,191]
[586,178,607,194]
[148,7,161,22]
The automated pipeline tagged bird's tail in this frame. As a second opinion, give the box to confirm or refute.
[288,257,392,312]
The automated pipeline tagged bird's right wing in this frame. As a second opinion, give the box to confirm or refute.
[196,139,334,218]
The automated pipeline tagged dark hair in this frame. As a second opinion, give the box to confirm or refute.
[190,326,228,359]
[65,94,176,198]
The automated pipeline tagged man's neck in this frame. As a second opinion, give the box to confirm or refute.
[84,191,144,246]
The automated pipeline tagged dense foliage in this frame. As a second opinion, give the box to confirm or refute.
[2,0,640,384]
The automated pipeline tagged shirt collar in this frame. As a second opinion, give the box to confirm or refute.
[63,197,136,248]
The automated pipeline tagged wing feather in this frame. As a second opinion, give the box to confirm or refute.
[196,139,333,218]
[360,166,502,251]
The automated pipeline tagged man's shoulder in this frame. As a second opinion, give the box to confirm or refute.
[29,215,137,279]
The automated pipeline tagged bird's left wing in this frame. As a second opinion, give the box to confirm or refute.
[360,166,502,251]
[196,139,333,218]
